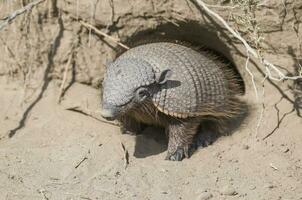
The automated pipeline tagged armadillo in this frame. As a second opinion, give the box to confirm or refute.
[101,42,243,161]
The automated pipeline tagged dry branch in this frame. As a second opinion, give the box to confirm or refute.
[0,0,46,31]
[193,0,302,82]
[80,20,130,50]
[75,157,88,169]
[65,105,119,127]
[57,51,74,103]
[120,142,129,169]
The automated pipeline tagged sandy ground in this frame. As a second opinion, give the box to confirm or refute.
[0,77,302,200]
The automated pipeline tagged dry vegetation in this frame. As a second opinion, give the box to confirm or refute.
[1,0,301,95]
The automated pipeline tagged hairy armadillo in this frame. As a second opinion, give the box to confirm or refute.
[101,42,243,161]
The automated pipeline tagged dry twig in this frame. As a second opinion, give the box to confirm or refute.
[270,163,278,170]
[80,20,129,50]
[57,51,74,103]
[65,105,119,127]
[75,157,88,169]
[255,78,267,137]
[120,142,129,169]
[193,0,302,82]
[0,0,46,31]
[245,52,258,99]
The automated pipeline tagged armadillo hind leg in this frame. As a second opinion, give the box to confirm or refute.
[119,115,143,135]
[192,120,221,149]
[165,120,200,161]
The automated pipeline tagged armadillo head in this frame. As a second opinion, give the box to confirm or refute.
[101,58,171,121]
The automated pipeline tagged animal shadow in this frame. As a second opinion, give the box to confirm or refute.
[133,104,248,159]
[133,127,167,158]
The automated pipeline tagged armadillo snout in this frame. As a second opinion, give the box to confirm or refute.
[100,108,116,121]
[101,103,119,121]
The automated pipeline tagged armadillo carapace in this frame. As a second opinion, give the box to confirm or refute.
[101,42,243,161]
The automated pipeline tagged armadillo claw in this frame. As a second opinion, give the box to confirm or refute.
[165,146,191,161]
[120,127,138,135]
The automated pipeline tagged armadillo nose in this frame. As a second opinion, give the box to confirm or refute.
[100,108,116,121]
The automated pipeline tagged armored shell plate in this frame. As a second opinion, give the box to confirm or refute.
[117,42,229,118]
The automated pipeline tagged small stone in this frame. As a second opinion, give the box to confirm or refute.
[249,185,256,190]
[283,148,289,153]
[32,116,39,120]
[265,184,275,189]
[197,192,213,200]
[242,144,249,150]
[220,185,237,196]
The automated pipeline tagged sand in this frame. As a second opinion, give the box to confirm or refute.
[0,77,301,200]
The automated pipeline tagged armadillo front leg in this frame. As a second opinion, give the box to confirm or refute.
[165,120,200,161]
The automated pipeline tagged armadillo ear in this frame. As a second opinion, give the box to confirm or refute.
[155,69,172,84]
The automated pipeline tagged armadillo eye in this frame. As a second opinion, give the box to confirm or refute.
[136,88,149,100]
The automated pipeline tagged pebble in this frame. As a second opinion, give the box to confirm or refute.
[220,185,237,196]
[242,144,250,150]
[197,192,213,200]
[265,184,275,189]
[249,185,256,190]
